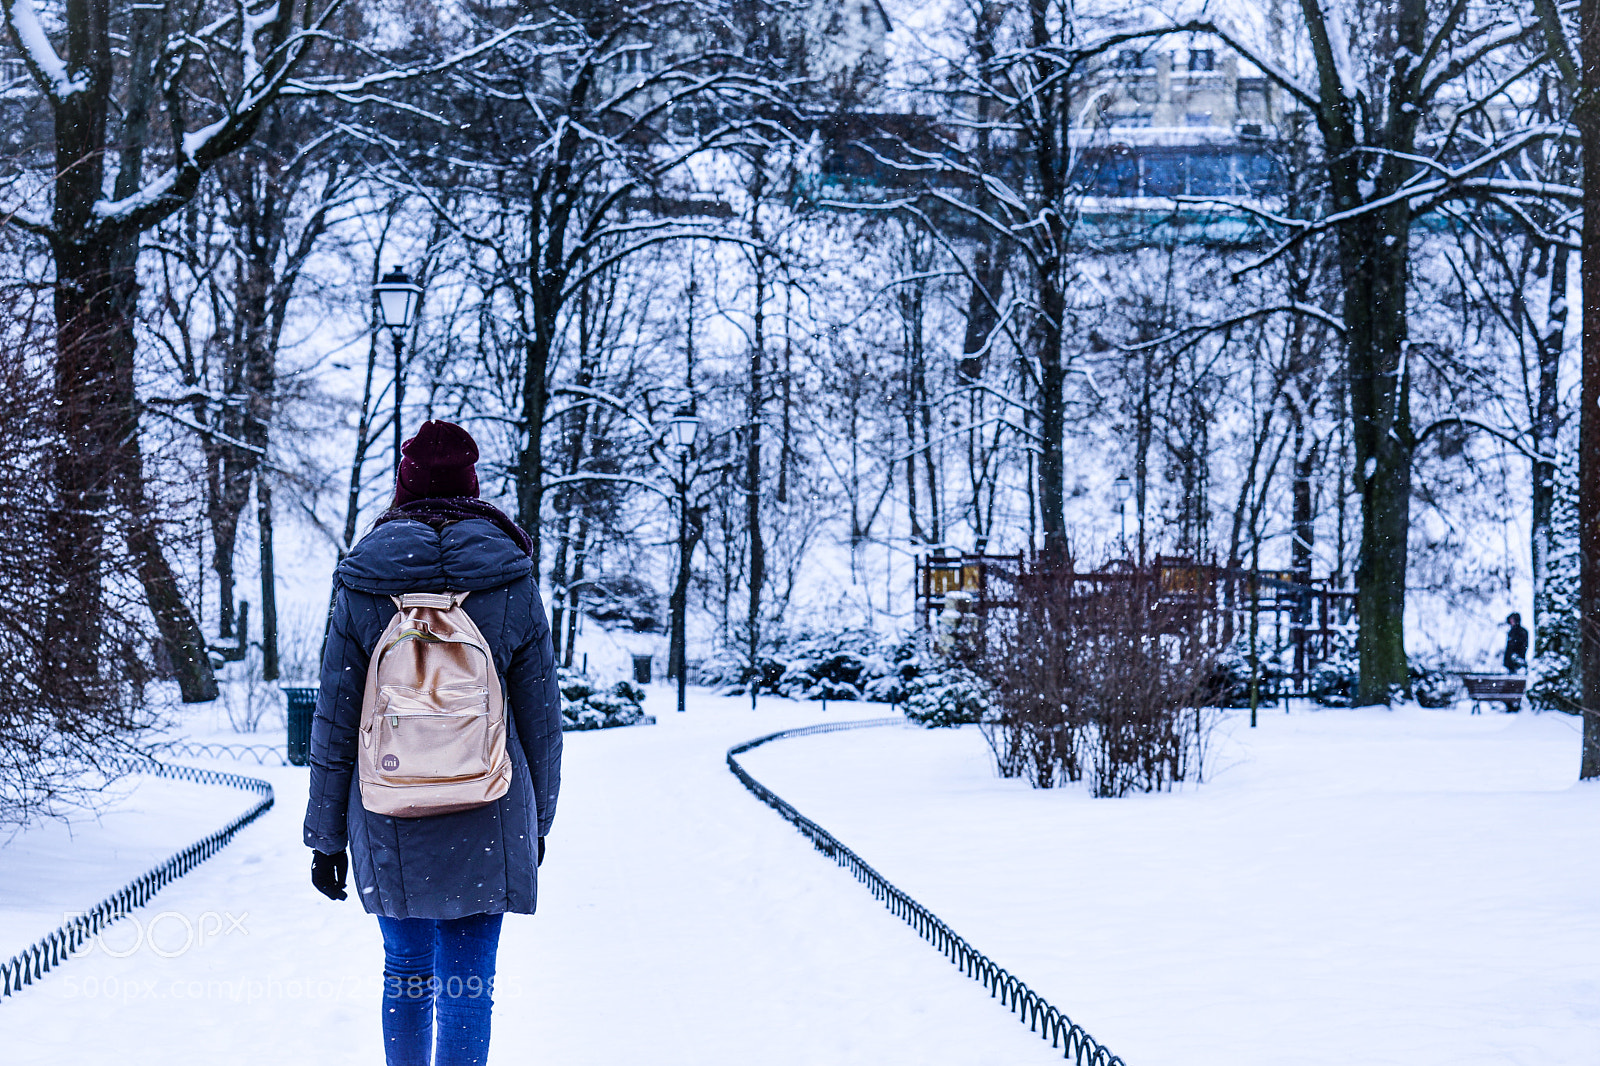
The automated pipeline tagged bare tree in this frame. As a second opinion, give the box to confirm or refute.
[0,0,357,700]
[376,0,787,581]
[1078,3,1557,703]
[1516,0,1597,775]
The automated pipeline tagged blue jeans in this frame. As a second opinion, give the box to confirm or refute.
[377,913,503,1066]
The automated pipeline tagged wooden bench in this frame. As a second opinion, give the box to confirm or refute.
[1461,674,1525,714]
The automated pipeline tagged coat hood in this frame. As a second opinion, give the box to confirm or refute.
[336,518,534,594]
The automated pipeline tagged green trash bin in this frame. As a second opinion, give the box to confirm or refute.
[282,686,317,767]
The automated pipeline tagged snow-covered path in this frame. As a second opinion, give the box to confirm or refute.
[0,694,1052,1065]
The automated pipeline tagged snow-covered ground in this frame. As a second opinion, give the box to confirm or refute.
[1,692,1594,1065]
[0,692,1049,1065]
[741,703,1600,1066]
[0,777,259,954]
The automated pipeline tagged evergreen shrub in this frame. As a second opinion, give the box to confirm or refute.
[558,670,647,730]
[901,658,992,727]
[1411,667,1461,708]
[696,629,912,703]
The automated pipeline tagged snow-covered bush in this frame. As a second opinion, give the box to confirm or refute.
[1309,657,1357,706]
[697,629,909,702]
[1411,667,1460,708]
[1203,638,1289,707]
[558,670,646,730]
[581,573,662,633]
[1309,625,1360,706]
[901,658,992,727]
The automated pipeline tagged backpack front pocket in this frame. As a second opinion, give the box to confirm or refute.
[371,687,492,784]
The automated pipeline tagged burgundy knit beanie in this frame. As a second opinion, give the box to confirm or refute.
[394,420,480,504]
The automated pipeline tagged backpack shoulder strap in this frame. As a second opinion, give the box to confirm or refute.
[394,591,471,610]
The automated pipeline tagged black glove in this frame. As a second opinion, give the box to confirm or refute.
[538,836,546,867]
[311,849,348,901]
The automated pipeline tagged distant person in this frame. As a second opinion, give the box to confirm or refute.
[1503,612,1528,674]
[304,420,563,1066]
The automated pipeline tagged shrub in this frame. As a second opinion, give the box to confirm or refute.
[977,564,1222,796]
[1309,626,1360,706]
[697,629,909,703]
[581,573,661,632]
[1202,639,1287,707]
[1411,667,1460,708]
[0,287,154,827]
[558,670,646,730]
[902,659,992,727]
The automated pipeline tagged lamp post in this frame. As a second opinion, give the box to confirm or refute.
[1113,474,1132,556]
[666,412,700,714]
[373,268,422,469]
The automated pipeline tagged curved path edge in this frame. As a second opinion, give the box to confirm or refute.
[728,717,1128,1066]
[0,759,275,1001]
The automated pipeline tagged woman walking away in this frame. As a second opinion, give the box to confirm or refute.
[303,420,563,1066]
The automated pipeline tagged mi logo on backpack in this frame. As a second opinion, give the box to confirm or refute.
[357,591,512,817]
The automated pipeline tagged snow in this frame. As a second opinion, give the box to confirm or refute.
[4,692,1592,1065]
[2,0,84,100]
[0,776,260,955]
[0,693,1050,1064]
[740,704,1600,1066]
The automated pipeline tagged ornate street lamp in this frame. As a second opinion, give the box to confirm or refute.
[666,412,700,714]
[373,268,423,469]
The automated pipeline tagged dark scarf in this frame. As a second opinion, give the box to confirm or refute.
[374,497,534,558]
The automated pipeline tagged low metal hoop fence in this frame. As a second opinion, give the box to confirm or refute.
[728,718,1127,1065]
[0,759,274,1000]
[151,741,289,765]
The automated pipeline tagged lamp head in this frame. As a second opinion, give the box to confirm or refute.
[667,412,701,454]
[374,268,423,329]
[1113,474,1133,503]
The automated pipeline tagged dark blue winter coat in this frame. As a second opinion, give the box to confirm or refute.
[302,517,563,918]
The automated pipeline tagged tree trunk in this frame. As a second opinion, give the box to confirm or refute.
[960,241,1005,383]
[746,264,766,682]
[668,501,705,681]
[1577,0,1600,776]
[1036,268,1066,560]
[745,159,767,685]
[1533,246,1567,654]
[1028,0,1068,562]
[778,284,793,505]
[1292,400,1316,683]
[517,332,551,579]
[962,248,1005,544]
[342,332,381,554]
[211,510,240,640]
[1296,0,1423,705]
[547,285,596,665]
[258,475,279,681]
[1134,348,1155,564]
[563,514,590,670]
[53,231,217,702]
[1341,210,1413,705]
[1292,409,1315,587]
[903,357,924,543]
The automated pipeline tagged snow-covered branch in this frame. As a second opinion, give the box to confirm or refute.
[1,0,84,102]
